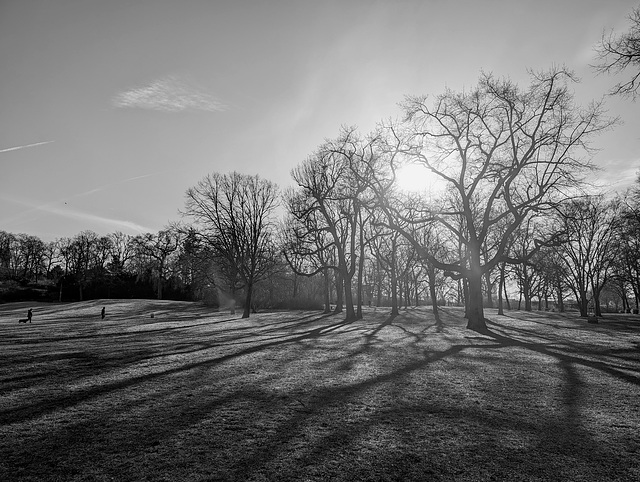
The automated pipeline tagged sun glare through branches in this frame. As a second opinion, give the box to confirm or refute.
[395,162,447,195]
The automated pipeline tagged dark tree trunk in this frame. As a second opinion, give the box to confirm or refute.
[466,269,487,332]
[390,266,399,317]
[556,283,564,312]
[334,271,343,314]
[343,274,356,322]
[498,264,505,316]
[242,283,252,318]
[157,262,164,300]
[323,268,331,314]
[578,291,588,317]
[484,271,494,308]
[504,277,511,310]
[523,272,532,311]
[427,264,439,321]
[463,279,469,316]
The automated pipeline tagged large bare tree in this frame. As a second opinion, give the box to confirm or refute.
[290,128,378,321]
[377,68,614,332]
[183,172,279,318]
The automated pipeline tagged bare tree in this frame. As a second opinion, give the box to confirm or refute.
[108,231,136,272]
[291,128,376,321]
[557,196,621,317]
[377,68,614,332]
[183,172,279,318]
[594,5,640,99]
[134,229,182,300]
[282,194,336,313]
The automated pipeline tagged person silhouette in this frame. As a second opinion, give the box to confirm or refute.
[27,308,32,323]
[101,307,105,320]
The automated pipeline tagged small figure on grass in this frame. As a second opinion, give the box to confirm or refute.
[19,308,32,324]
[101,306,106,320]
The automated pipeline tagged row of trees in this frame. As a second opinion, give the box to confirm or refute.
[1,70,638,331]
[2,69,639,331]
[0,229,186,302]
[3,6,639,330]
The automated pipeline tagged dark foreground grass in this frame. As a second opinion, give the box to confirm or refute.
[1,300,639,481]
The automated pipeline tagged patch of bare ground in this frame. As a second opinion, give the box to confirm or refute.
[1,300,639,481]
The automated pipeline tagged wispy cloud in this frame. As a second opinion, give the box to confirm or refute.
[42,204,154,234]
[0,196,154,235]
[112,75,227,113]
[70,169,177,198]
[0,140,54,154]
[594,158,640,192]
[0,170,174,234]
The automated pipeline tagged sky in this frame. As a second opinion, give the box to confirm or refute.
[1,0,639,241]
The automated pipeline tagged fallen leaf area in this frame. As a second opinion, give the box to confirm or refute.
[1,301,639,481]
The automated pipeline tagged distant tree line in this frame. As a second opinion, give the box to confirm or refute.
[0,223,325,311]
[3,24,640,333]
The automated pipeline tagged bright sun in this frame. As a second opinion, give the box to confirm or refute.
[395,163,446,195]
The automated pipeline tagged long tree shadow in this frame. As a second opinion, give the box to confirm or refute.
[4,307,640,481]
[483,319,640,386]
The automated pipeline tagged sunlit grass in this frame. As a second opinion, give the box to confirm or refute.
[1,301,639,481]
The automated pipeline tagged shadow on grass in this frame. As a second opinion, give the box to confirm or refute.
[2,304,640,481]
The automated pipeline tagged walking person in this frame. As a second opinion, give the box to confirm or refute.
[27,308,32,323]
[101,306,105,320]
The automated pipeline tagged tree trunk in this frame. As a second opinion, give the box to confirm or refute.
[242,283,252,318]
[503,274,511,310]
[466,269,487,332]
[343,275,356,321]
[323,268,331,314]
[593,282,606,317]
[356,254,364,321]
[356,215,366,320]
[518,288,523,310]
[465,241,487,331]
[390,264,399,317]
[556,284,564,312]
[404,277,410,309]
[463,279,469,316]
[334,271,343,314]
[523,271,532,311]
[427,264,440,321]
[578,291,588,317]
[497,264,505,316]
[484,271,494,308]
[156,261,164,300]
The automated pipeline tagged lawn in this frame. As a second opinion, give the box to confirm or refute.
[1,300,639,481]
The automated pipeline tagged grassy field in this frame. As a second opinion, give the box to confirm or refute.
[1,300,639,481]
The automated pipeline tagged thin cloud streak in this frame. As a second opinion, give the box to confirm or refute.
[112,75,227,113]
[0,197,153,235]
[0,169,176,231]
[42,205,154,234]
[0,140,54,154]
[594,158,640,192]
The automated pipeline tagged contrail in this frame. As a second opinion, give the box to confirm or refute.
[0,140,54,154]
